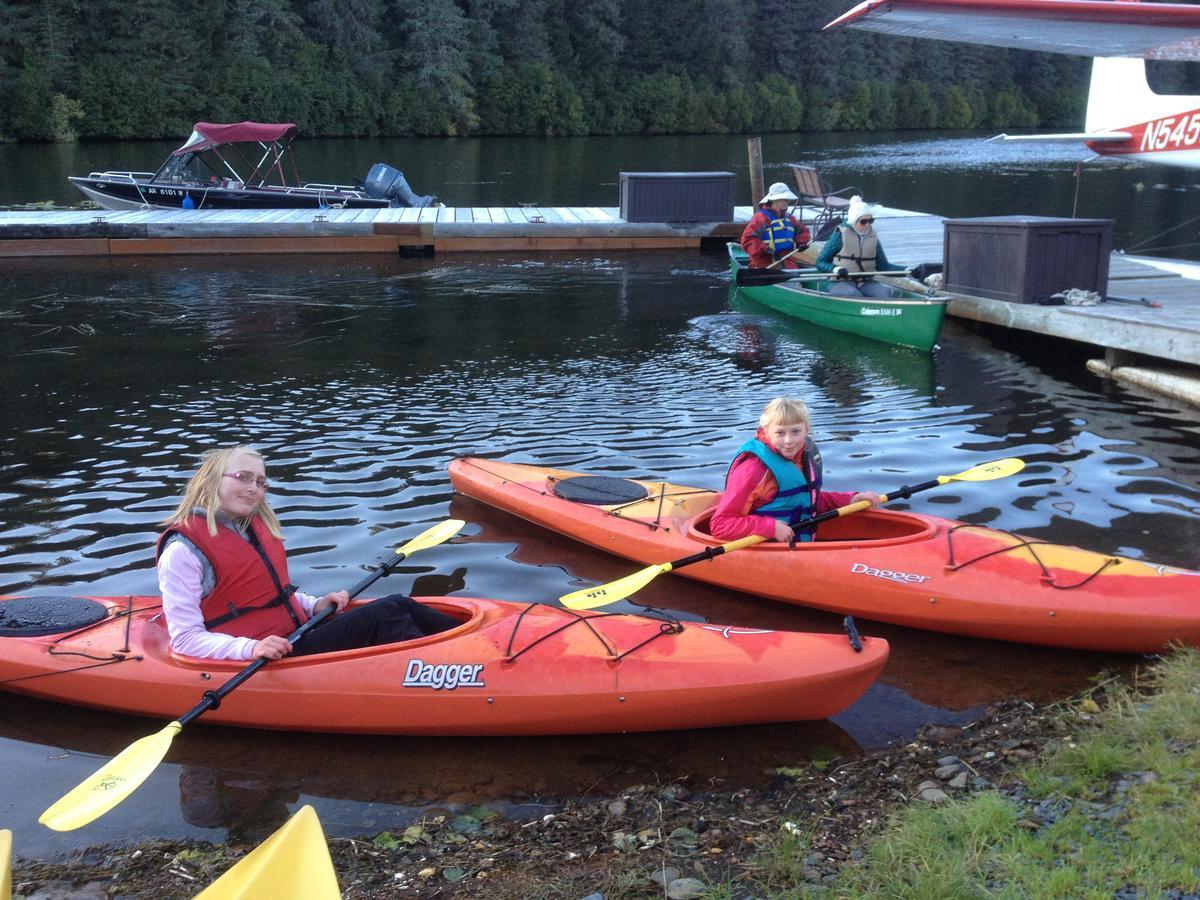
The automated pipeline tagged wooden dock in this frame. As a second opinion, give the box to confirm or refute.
[0,206,749,256]
[2,202,1198,403]
[866,210,1200,394]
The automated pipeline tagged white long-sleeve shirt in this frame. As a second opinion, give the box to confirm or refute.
[157,536,319,661]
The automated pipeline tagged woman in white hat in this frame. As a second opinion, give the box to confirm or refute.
[816,196,896,297]
[740,181,811,269]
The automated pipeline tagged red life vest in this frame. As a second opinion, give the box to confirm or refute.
[156,515,306,640]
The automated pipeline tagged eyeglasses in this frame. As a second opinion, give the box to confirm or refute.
[224,471,269,490]
[858,217,875,224]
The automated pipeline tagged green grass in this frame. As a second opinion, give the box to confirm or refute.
[721,648,1200,899]
[826,647,1200,900]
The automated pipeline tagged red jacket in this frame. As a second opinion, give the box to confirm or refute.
[157,515,306,640]
[740,209,811,269]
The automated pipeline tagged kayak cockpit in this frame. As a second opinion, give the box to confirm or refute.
[160,598,486,670]
[686,507,936,548]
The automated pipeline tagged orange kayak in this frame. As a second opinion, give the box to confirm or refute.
[0,594,886,734]
[449,457,1200,654]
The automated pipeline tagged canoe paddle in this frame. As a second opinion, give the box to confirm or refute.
[735,268,910,286]
[559,458,1024,610]
[39,518,465,832]
[766,248,804,269]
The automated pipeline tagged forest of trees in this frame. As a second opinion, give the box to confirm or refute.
[0,0,1191,142]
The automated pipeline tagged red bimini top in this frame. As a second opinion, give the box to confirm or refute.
[173,122,299,156]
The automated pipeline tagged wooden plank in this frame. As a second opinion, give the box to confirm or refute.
[434,236,700,252]
[423,206,445,223]
[399,207,422,223]
[553,207,582,223]
[946,294,1200,366]
[0,238,112,257]
[489,207,509,223]
[371,222,425,237]
[534,208,564,223]
[107,235,401,255]
[585,207,615,222]
[472,207,490,223]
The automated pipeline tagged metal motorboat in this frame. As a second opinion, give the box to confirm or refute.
[68,121,437,211]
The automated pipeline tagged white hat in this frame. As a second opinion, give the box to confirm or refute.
[759,181,798,204]
[847,195,876,225]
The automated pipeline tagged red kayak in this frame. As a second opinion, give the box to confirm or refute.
[448,457,1200,654]
[0,594,887,735]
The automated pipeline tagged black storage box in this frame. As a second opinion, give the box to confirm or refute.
[943,216,1113,303]
[619,172,735,223]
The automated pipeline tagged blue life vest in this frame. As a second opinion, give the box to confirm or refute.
[729,437,824,541]
[755,209,800,256]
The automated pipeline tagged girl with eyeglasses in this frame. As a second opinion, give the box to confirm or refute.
[815,196,898,298]
[157,445,457,660]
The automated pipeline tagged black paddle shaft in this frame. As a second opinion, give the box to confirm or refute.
[669,544,734,570]
[735,269,820,286]
[176,548,411,727]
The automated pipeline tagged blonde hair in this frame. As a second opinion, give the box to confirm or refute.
[161,445,283,538]
[759,396,811,431]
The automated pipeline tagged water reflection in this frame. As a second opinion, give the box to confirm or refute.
[0,692,863,855]
[716,291,939,397]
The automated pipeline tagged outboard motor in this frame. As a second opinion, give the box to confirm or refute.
[364,163,436,208]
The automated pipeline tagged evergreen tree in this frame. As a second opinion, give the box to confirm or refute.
[385,0,477,135]
[896,80,938,129]
[939,85,973,129]
[0,0,1123,140]
[562,0,623,79]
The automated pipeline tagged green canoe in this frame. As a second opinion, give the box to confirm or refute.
[728,243,946,351]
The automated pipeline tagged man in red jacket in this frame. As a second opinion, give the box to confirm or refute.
[740,182,811,269]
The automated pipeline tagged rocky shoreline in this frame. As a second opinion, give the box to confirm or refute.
[12,690,1086,899]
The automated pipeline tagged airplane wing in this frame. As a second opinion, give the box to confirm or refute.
[988,131,1133,142]
[823,0,1200,61]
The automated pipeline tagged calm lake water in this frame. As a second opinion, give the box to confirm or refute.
[1,132,1199,857]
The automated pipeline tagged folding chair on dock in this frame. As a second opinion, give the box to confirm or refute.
[790,165,861,240]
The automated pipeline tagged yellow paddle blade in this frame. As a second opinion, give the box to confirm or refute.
[395,519,465,556]
[942,457,1025,483]
[195,805,340,900]
[560,564,670,610]
[39,722,182,832]
[1,828,11,900]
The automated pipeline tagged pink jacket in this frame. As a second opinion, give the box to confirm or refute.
[710,454,854,541]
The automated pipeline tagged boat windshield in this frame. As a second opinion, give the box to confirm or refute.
[152,152,223,186]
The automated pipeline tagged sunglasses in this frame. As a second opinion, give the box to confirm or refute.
[858,217,875,224]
